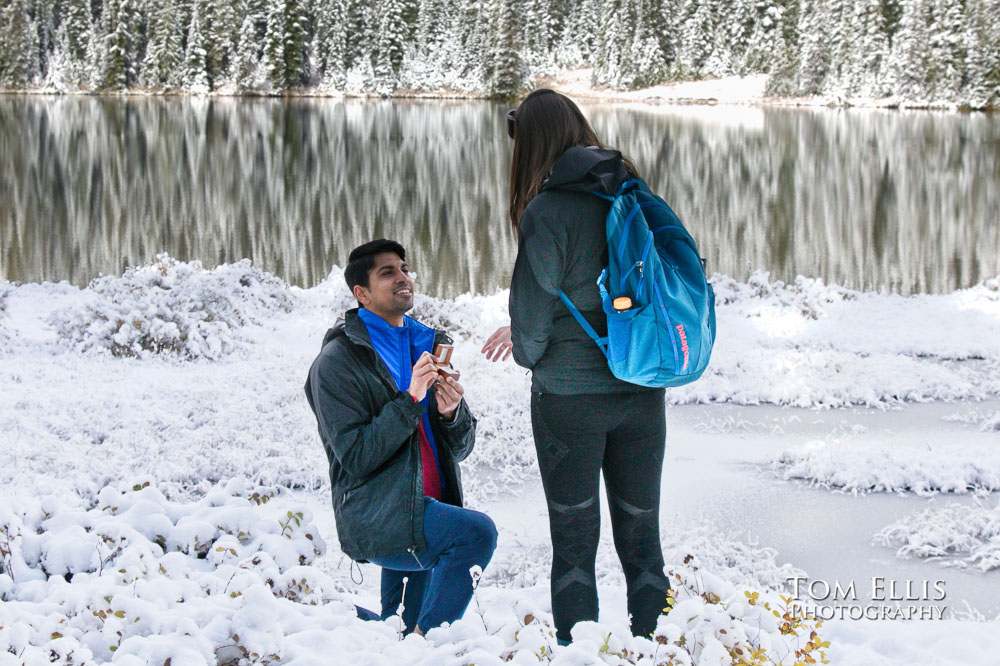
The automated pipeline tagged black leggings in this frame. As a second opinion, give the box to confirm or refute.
[531,389,669,642]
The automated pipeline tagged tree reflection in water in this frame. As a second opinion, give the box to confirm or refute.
[1,97,997,297]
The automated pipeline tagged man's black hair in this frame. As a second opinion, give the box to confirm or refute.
[344,239,407,296]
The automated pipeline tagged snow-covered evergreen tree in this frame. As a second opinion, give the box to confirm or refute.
[204,0,237,86]
[490,0,524,97]
[183,0,210,91]
[313,0,347,88]
[763,0,799,94]
[262,0,285,87]
[410,0,452,82]
[522,0,553,71]
[140,0,182,89]
[593,0,631,87]
[963,0,1000,108]
[546,0,571,49]
[553,0,603,66]
[44,21,72,89]
[414,0,443,52]
[822,0,853,95]
[282,0,309,87]
[844,0,890,98]
[0,0,39,87]
[233,12,261,88]
[675,0,717,78]
[629,0,667,87]
[374,0,408,91]
[743,0,784,74]
[30,0,55,80]
[887,0,930,100]
[85,10,108,89]
[343,0,372,72]
[454,0,492,83]
[102,0,138,90]
[0,0,994,104]
[796,0,828,94]
[723,0,754,74]
[930,0,967,99]
[641,0,673,65]
[63,0,92,66]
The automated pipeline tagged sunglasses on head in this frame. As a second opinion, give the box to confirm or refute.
[505,109,516,139]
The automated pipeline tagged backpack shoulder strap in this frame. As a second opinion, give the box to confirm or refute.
[557,289,609,354]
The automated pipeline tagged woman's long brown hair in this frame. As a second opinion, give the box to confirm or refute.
[507,89,637,234]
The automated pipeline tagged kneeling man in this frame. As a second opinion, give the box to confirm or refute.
[305,239,496,635]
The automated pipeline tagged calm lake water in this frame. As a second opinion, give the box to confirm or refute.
[1,96,998,297]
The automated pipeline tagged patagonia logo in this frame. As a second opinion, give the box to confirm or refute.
[675,324,690,372]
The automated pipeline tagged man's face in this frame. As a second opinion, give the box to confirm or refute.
[355,252,414,324]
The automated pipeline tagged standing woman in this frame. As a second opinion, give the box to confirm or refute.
[481,89,671,643]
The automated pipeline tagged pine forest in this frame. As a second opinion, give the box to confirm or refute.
[0,0,998,107]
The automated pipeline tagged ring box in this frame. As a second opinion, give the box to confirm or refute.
[434,344,459,379]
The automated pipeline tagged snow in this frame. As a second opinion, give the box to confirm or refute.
[0,477,828,664]
[2,257,1000,664]
[874,500,1000,572]
[774,438,1000,495]
[537,70,770,107]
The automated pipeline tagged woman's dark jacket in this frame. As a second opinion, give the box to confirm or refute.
[304,309,476,561]
[509,145,658,395]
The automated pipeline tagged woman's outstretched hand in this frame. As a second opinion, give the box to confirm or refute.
[481,325,513,362]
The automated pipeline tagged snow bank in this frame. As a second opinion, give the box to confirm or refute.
[0,478,328,665]
[0,479,828,666]
[679,271,1000,408]
[773,439,1000,495]
[542,69,770,106]
[873,500,1000,572]
[943,407,1000,433]
[49,255,295,360]
[14,258,1000,409]
[3,259,999,502]
[0,280,11,353]
[365,266,1000,413]
[489,525,804,598]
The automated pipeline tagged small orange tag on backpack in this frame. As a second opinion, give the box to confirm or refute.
[612,297,632,311]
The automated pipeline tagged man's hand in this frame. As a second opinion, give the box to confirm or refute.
[435,374,465,421]
[481,325,513,362]
[407,351,439,402]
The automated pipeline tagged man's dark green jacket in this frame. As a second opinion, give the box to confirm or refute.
[304,308,476,561]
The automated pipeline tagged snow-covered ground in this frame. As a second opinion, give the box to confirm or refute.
[528,69,962,111]
[535,70,772,106]
[27,68,937,112]
[2,258,999,664]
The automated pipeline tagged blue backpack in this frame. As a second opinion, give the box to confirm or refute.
[558,178,716,388]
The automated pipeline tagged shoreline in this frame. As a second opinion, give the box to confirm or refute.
[2,70,995,113]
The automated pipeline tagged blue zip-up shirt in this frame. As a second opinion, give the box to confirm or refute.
[356,308,445,492]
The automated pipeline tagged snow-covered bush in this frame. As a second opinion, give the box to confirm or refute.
[488,526,804,598]
[944,408,1000,433]
[0,281,13,356]
[874,500,1000,572]
[49,255,295,359]
[0,479,326,665]
[419,549,828,666]
[0,281,11,343]
[652,559,831,666]
[0,478,830,666]
[984,411,1000,432]
[774,439,1000,495]
[0,280,11,313]
[711,270,856,320]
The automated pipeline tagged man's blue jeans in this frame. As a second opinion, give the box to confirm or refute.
[369,497,497,633]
